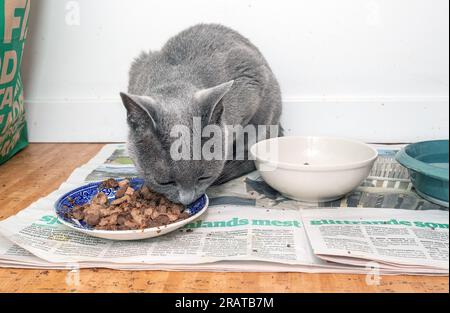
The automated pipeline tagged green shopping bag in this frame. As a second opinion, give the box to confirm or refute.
[0,0,29,165]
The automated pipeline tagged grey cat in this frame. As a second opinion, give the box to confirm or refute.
[120,24,282,205]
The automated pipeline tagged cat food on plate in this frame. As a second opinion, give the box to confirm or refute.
[69,179,189,230]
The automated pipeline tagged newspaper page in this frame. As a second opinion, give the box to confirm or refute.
[78,143,446,210]
[208,146,447,211]
[74,144,446,211]
[0,200,313,265]
[302,208,449,270]
[0,144,448,274]
[0,200,448,274]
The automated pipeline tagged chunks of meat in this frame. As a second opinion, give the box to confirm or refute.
[118,179,130,189]
[71,206,85,220]
[100,178,119,189]
[85,211,101,226]
[69,179,189,230]
[111,195,131,205]
[115,187,127,199]
[92,192,108,205]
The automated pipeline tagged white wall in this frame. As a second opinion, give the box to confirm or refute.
[22,0,449,142]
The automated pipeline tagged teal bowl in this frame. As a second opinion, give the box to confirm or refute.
[396,140,449,207]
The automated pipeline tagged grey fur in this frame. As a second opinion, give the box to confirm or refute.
[121,24,282,205]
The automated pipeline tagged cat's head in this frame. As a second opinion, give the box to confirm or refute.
[120,80,233,205]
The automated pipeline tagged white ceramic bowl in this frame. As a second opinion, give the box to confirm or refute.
[250,136,378,202]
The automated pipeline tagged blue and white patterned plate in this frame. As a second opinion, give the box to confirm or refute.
[54,178,208,240]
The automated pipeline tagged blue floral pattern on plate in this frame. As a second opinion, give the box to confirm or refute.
[55,178,207,231]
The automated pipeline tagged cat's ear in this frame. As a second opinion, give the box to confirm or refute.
[120,92,157,131]
[195,80,234,124]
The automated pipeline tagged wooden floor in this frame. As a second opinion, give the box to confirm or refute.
[0,144,447,293]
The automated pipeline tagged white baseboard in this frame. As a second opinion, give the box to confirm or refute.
[281,96,449,143]
[25,98,128,143]
[25,96,449,143]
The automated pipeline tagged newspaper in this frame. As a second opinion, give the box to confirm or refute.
[0,144,448,274]
[302,208,449,271]
[81,144,446,211]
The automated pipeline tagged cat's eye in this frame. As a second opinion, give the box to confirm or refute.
[158,180,175,186]
[198,176,213,182]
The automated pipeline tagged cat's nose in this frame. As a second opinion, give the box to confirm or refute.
[178,189,196,205]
